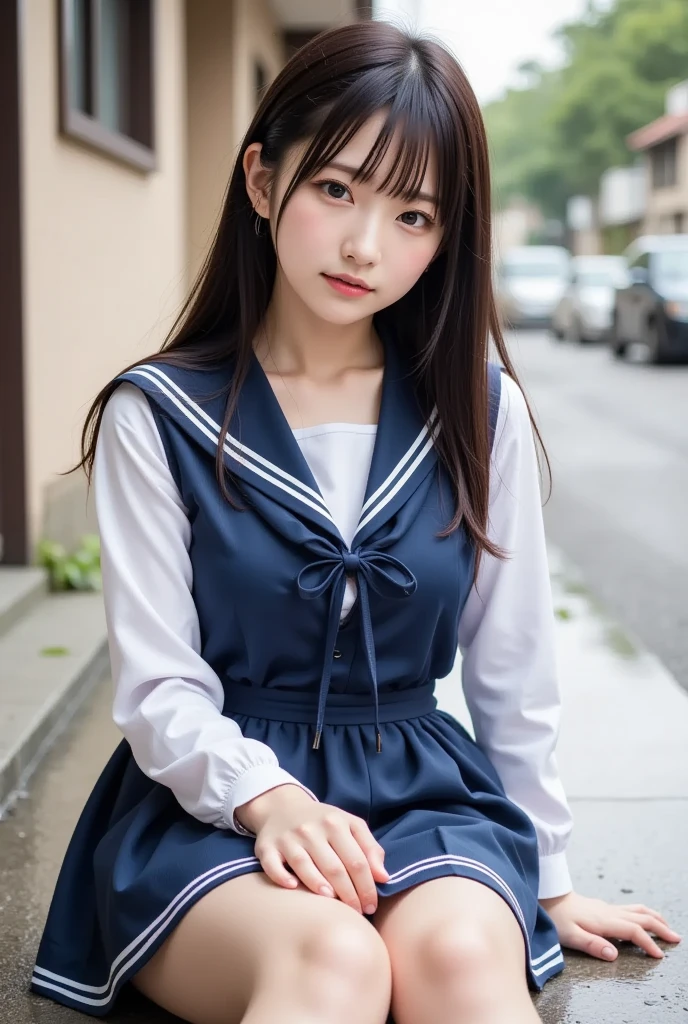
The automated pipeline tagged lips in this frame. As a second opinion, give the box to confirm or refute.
[323,273,373,291]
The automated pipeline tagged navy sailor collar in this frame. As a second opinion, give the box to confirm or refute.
[122,328,439,552]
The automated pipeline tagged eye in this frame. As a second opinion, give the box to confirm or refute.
[317,180,352,202]
[399,210,433,228]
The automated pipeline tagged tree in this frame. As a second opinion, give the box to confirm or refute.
[484,0,688,218]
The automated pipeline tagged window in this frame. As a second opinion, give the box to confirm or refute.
[58,0,155,171]
[629,251,650,271]
[651,139,677,189]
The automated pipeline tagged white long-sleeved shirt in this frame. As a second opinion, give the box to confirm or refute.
[94,375,573,899]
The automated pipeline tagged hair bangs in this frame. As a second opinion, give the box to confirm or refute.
[276,61,462,233]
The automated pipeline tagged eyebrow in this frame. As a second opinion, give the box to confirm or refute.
[325,161,438,207]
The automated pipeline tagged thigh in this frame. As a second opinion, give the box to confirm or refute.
[133,871,389,1024]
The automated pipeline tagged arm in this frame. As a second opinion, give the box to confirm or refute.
[457,375,681,960]
[457,374,573,900]
[94,383,317,834]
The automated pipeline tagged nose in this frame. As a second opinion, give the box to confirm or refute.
[341,213,382,267]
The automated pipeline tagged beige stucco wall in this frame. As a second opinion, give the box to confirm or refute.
[186,0,285,280]
[20,0,189,554]
[643,135,688,234]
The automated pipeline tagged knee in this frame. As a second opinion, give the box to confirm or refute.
[418,922,501,986]
[299,913,392,993]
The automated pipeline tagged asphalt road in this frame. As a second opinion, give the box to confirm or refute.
[509,330,688,694]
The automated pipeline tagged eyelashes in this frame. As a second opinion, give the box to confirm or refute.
[314,180,435,228]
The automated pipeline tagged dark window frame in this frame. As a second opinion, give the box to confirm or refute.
[651,138,678,189]
[57,0,156,172]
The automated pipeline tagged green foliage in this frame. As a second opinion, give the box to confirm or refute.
[485,0,688,217]
[37,534,102,592]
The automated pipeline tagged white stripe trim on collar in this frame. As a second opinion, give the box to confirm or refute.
[128,368,337,528]
[355,417,440,536]
[135,364,329,512]
[359,408,438,518]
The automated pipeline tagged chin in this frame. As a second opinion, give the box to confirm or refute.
[296,294,378,325]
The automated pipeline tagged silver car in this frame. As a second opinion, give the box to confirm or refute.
[496,246,572,329]
[552,255,629,344]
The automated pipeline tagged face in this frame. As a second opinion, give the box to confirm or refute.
[244,112,444,325]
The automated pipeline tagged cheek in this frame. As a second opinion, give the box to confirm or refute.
[384,236,438,290]
[276,194,331,265]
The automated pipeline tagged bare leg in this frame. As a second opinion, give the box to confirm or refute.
[375,876,541,1024]
[133,871,392,1024]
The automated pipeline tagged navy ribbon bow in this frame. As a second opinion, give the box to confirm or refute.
[297,548,417,752]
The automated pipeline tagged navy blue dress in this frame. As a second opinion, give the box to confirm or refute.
[31,335,565,1014]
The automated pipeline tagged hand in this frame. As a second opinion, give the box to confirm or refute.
[540,891,682,961]
[236,784,390,915]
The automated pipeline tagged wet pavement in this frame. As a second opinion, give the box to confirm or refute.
[511,331,688,694]
[1,549,686,1022]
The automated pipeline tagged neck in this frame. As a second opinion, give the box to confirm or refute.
[255,271,382,379]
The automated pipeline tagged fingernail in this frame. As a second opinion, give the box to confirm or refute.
[320,885,335,898]
[602,946,616,960]
[364,904,376,916]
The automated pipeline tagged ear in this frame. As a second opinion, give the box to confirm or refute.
[243,143,271,220]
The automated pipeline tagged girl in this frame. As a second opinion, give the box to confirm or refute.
[32,20,680,1024]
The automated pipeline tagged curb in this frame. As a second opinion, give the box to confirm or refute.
[0,591,110,817]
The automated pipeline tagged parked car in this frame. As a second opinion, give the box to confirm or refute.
[610,235,688,363]
[496,246,571,329]
[551,255,628,344]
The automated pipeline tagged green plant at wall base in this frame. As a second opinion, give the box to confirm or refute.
[37,534,102,592]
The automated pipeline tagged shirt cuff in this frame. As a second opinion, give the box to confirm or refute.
[538,852,573,900]
[224,764,319,836]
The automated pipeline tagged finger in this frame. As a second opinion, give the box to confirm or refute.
[280,841,338,899]
[607,919,665,959]
[625,906,681,939]
[563,925,619,961]
[328,831,380,914]
[348,817,390,881]
[258,847,302,890]
[628,913,683,944]
[306,840,366,914]
[625,904,671,926]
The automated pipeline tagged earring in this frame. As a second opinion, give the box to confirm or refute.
[253,211,264,236]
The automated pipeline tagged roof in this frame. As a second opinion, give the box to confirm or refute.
[627,111,688,151]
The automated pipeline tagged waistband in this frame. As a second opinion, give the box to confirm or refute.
[222,681,437,725]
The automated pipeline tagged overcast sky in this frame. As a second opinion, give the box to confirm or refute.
[375,0,593,104]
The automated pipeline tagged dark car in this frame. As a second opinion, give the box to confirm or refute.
[610,235,688,363]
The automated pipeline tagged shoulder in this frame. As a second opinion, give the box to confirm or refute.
[102,380,157,434]
[99,381,166,463]
[492,372,534,465]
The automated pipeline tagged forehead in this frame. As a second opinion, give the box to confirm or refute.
[322,110,438,199]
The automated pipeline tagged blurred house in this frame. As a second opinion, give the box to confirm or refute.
[598,165,646,254]
[628,80,688,237]
[566,194,600,257]
[0,0,369,566]
[492,197,545,264]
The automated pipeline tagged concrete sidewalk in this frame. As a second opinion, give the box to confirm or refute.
[0,546,686,1022]
[438,546,688,1022]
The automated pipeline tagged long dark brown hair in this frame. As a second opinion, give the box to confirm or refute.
[75,20,548,578]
